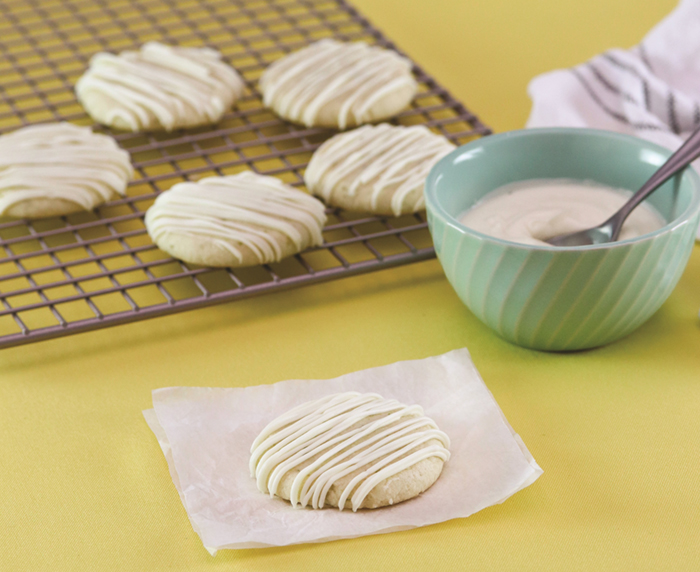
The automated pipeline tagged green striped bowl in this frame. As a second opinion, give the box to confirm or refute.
[425,128,700,351]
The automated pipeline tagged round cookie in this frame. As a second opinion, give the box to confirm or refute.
[259,39,417,129]
[0,122,133,218]
[144,172,327,268]
[250,392,451,511]
[305,124,455,216]
[76,42,245,132]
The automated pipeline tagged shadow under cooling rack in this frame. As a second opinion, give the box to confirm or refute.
[0,0,491,348]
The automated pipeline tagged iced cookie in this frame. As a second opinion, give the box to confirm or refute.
[304,124,454,216]
[76,42,245,132]
[250,392,451,511]
[144,172,327,267]
[259,39,417,129]
[0,122,132,218]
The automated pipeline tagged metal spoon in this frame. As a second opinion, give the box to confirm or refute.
[546,126,700,247]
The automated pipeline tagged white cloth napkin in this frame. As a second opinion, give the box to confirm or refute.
[527,0,700,238]
[143,349,542,554]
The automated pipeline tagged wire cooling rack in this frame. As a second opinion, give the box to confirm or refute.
[0,0,490,349]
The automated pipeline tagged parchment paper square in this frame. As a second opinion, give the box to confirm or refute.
[144,349,542,553]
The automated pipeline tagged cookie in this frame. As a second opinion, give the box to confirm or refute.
[250,392,451,511]
[304,124,455,216]
[144,172,327,267]
[0,122,133,218]
[259,39,417,129]
[76,42,245,132]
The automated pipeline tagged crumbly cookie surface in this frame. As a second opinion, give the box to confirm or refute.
[250,392,451,511]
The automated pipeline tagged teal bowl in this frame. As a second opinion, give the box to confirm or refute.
[425,128,700,351]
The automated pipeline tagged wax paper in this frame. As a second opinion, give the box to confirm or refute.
[143,348,542,553]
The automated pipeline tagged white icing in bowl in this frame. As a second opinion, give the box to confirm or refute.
[458,179,665,247]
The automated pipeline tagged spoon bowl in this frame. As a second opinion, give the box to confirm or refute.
[545,220,618,247]
[546,125,700,246]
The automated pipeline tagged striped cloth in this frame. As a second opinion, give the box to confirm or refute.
[527,0,700,239]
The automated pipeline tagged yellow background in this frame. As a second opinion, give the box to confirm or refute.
[2,0,699,570]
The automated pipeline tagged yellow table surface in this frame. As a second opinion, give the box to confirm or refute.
[3,0,698,570]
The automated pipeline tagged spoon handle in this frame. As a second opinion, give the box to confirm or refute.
[610,125,700,239]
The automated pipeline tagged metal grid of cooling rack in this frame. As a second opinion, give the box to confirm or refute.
[0,0,491,349]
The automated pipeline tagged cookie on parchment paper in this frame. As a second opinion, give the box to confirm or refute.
[250,392,451,511]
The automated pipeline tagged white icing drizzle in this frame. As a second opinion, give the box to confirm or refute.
[76,42,245,132]
[0,122,133,215]
[144,172,327,264]
[260,39,417,129]
[305,124,455,216]
[250,392,451,512]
